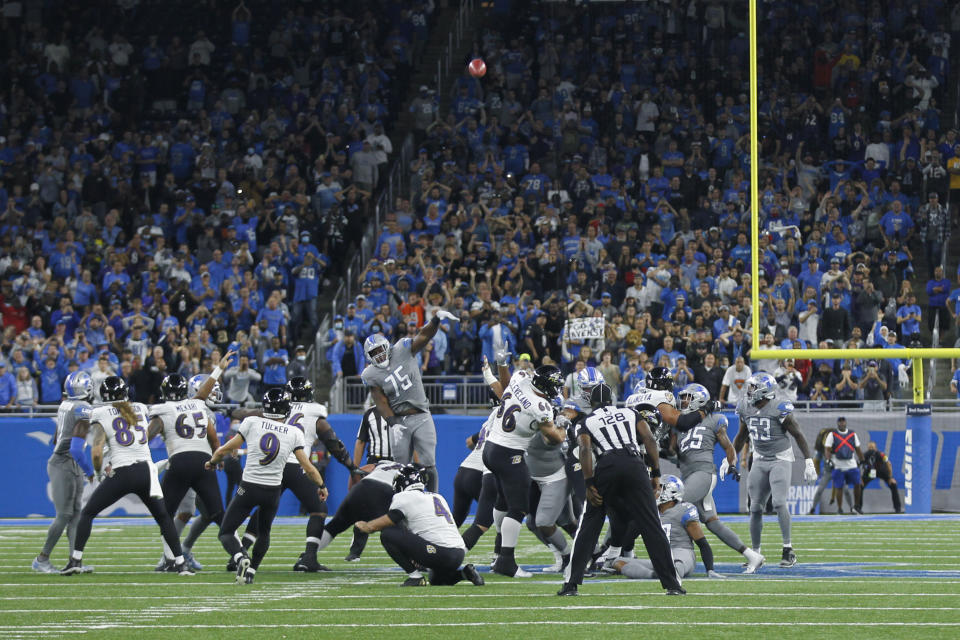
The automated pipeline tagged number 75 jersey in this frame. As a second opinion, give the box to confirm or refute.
[360,338,430,413]
[90,403,153,469]
[736,393,795,459]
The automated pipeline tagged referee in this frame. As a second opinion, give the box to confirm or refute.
[559,383,686,596]
[346,406,394,562]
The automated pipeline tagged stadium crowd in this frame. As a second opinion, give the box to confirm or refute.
[328,1,960,407]
[0,0,436,406]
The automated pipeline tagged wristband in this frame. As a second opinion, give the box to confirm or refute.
[211,365,224,381]
[482,364,498,386]
[649,468,661,478]
[584,477,596,489]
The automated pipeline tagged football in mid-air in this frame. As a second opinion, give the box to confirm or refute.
[468,58,486,78]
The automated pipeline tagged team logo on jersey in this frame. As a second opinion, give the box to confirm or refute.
[573,463,582,472]
[237,487,245,496]
[426,545,436,554]
[511,455,522,464]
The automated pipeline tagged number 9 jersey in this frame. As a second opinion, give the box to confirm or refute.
[486,371,554,451]
[237,416,306,486]
[90,403,153,469]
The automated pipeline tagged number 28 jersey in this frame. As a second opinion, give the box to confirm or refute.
[149,399,216,458]
[90,403,153,470]
[486,371,553,451]
[360,338,429,413]
[283,401,328,463]
[237,416,306,486]
[736,393,795,461]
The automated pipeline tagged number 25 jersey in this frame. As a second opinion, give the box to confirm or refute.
[486,371,553,450]
[90,403,153,469]
[237,416,306,486]
[360,338,430,413]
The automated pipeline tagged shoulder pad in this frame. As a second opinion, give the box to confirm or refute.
[681,503,699,524]
[316,403,329,419]
[716,414,728,429]
[400,338,412,351]
[777,401,794,418]
[74,405,92,420]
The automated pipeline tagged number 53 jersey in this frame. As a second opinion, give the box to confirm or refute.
[90,403,153,469]
[486,371,553,451]
[360,338,430,413]
[736,393,795,461]
[237,416,306,486]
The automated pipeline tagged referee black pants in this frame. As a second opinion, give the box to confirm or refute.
[568,453,681,591]
[220,481,281,570]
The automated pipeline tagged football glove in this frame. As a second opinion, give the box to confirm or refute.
[730,468,741,482]
[719,458,732,481]
[803,458,818,482]
[435,309,459,322]
[494,349,511,366]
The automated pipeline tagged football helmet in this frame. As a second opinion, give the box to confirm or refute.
[262,387,291,419]
[658,474,685,505]
[392,464,427,493]
[589,383,614,409]
[531,365,563,398]
[160,374,188,401]
[647,366,674,391]
[364,333,391,369]
[188,374,222,404]
[678,383,710,415]
[575,366,604,405]
[100,376,129,402]
[746,372,778,406]
[64,371,93,401]
[286,376,314,402]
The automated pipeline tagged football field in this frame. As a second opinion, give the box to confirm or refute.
[1,515,959,640]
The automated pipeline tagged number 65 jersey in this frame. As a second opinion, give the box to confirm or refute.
[90,403,153,470]
[237,416,306,486]
[360,338,430,414]
[149,399,217,458]
[486,371,553,451]
[736,393,795,461]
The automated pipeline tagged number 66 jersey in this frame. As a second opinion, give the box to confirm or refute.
[486,371,554,451]
[237,416,306,486]
[90,403,153,469]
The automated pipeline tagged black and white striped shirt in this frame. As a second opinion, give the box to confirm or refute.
[578,407,641,458]
[357,407,393,461]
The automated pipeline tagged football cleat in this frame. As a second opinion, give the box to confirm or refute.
[241,567,256,584]
[556,582,579,596]
[852,507,863,515]
[155,557,170,572]
[779,548,797,568]
[402,576,428,587]
[60,558,84,576]
[235,555,251,585]
[600,557,619,574]
[175,561,195,576]
[666,588,687,596]
[541,550,565,573]
[32,557,58,574]
[461,564,485,586]
[293,553,329,572]
[743,549,765,574]
[183,550,202,571]
[344,552,362,562]
[492,558,532,578]
[226,558,238,572]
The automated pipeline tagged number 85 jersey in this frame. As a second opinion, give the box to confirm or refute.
[486,371,553,451]
[90,403,153,470]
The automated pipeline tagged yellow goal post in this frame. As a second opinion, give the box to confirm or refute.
[746,0,960,404]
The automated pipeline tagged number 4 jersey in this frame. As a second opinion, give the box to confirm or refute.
[389,489,466,551]
[149,399,217,458]
[90,403,153,469]
[237,416,306,486]
[736,393,795,461]
[485,370,553,451]
[360,338,430,413]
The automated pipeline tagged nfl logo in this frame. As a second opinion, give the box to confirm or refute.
[426,545,436,554]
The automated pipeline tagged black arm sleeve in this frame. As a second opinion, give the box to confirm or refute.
[675,410,704,431]
[387,509,405,524]
[321,431,354,468]
[695,536,714,571]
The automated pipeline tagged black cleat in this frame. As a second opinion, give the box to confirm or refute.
[461,564,485,586]
[155,558,174,572]
[402,576,427,587]
[780,548,797,567]
[226,558,238,572]
[60,558,84,576]
[235,555,251,585]
[293,553,329,572]
[666,588,687,596]
[174,561,195,576]
[557,582,579,596]
[344,552,362,562]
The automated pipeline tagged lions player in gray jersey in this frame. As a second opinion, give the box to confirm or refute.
[611,475,721,579]
[671,384,764,573]
[32,372,96,573]
[733,373,817,568]
[362,309,459,492]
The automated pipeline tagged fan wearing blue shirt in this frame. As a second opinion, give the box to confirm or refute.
[262,336,289,389]
[255,296,286,342]
[879,201,913,243]
[896,293,922,344]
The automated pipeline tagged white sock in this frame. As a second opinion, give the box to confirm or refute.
[408,570,423,579]
[604,545,621,560]
[316,530,334,552]
[174,555,184,564]
[233,552,246,562]
[71,550,83,560]
[500,517,522,548]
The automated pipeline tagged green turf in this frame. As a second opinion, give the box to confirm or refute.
[1,518,959,640]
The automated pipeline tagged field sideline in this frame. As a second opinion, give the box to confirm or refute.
[1,515,959,640]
